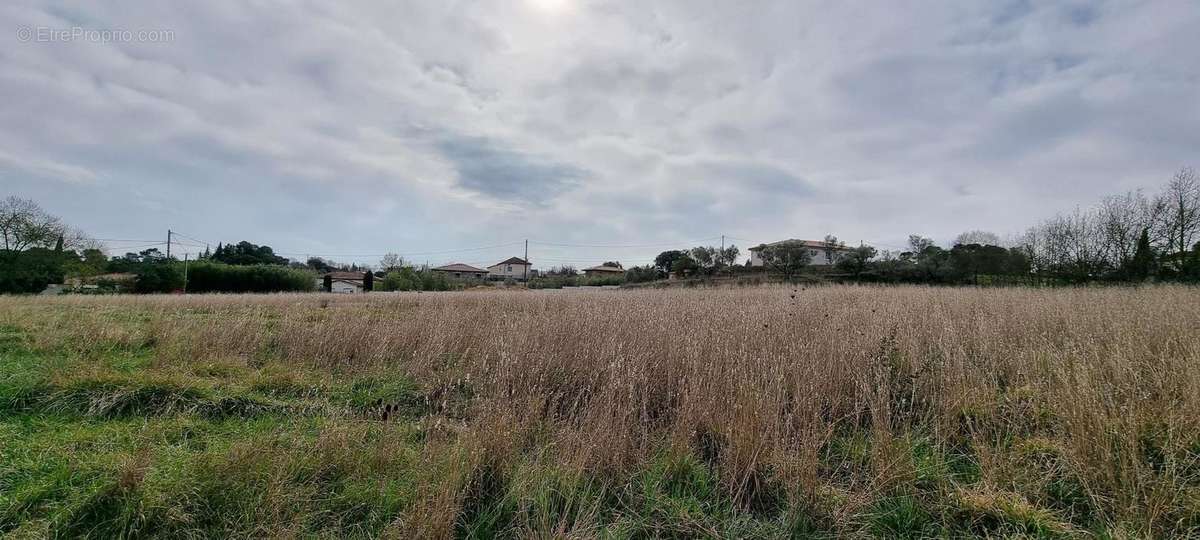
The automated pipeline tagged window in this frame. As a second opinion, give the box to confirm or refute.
[507,265,512,272]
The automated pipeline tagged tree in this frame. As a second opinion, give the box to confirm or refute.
[211,241,288,266]
[63,248,108,278]
[1,197,66,251]
[1098,190,1154,271]
[624,265,661,283]
[0,247,65,293]
[688,247,717,273]
[323,274,332,292]
[601,261,622,269]
[948,243,1007,284]
[718,245,739,268]
[821,235,845,265]
[907,235,936,257]
[363,271,374,292]
[836,245,877,277]
[379,253,405,272]
[654,250,686,274]
[546,265,578,276]
[1125,228,1156,281]
[307,257,335,273]
[756,242,812,280]
[132,263,184,293]
[671,254,699,277]
[1155,166,1200,270]
[953,230,1003,247]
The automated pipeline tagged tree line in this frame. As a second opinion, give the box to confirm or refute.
[625,166,1200,286]
[2,166,1197,293]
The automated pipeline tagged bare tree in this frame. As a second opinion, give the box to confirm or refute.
[379,252,405,272]
[1028,207,1109,282]
[907,235,936,255]
[953,230,1003,247]
[1155,166,1200,265]
[0,196,65,251]
[1096,190,1154,268]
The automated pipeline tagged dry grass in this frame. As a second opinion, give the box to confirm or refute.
[2,285,1198,537]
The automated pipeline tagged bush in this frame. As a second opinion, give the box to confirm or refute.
[624,265,663,284]
[134,263,184,293]
[528,274,624,289]
[0,248,66,294]
[379,268,457,292]
[183,261,315,293]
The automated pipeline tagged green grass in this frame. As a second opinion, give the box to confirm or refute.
[0,327,431,538]
[2,307,1194,538]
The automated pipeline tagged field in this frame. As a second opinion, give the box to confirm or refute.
[1,286,1198,538]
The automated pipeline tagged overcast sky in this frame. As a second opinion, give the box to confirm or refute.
[3,1,1198,268]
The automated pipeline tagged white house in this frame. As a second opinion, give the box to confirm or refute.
[488,257,532,281]
[748,239,854,267]
[329,279,362,293]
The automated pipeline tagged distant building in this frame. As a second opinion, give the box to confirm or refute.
[431,263,489,280]
[488,257,532,281]
[328,279,362,294]
[583,264,625,278]
[317,271,372,293]
[748,239,855,267]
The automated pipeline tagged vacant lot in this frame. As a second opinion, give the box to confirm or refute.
[1,286,1197,538]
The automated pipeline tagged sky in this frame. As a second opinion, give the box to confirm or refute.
[3,1,1199,269]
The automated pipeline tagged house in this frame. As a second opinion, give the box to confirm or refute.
[748,239,854,267]
[583,264,625,278]
[488,257,532,281]
[328,279,362,294]
[316,271,372,293]
[431,263,489,280]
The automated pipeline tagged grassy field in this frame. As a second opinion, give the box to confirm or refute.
[0,286,1198,538]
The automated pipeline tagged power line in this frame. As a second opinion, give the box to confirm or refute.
[171,230,213,248]
[528,236,721,249]
[272,240,524,259]
[92,237,166,243]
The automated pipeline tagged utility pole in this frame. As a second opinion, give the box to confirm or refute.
[166,229,172,259]
[721,235,725,251]
[523,239,529,282]
[183,253,189,293]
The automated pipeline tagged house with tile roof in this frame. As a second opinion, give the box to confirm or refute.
[488,256,532,281]
[748,239,854,267]
[431,263,489,280]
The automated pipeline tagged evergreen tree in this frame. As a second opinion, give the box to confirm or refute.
[1128,228,1155,281]
[363,271,373,292]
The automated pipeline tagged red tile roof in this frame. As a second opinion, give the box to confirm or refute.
[432,263,488,273]
[583,265,625,273]
[324,271,370,281]
[748,239,854,251]
[491,257,530,266]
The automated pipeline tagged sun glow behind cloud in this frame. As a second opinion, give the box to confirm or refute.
[526,0,572,15]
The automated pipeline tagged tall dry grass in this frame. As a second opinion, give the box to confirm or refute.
[2,285,1198,536]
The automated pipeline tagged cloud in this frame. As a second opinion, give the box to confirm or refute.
[0,150,98,184]
[1,0,1198,265]
[436,136,587,205]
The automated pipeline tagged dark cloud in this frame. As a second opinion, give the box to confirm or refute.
[437,136,587,205]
